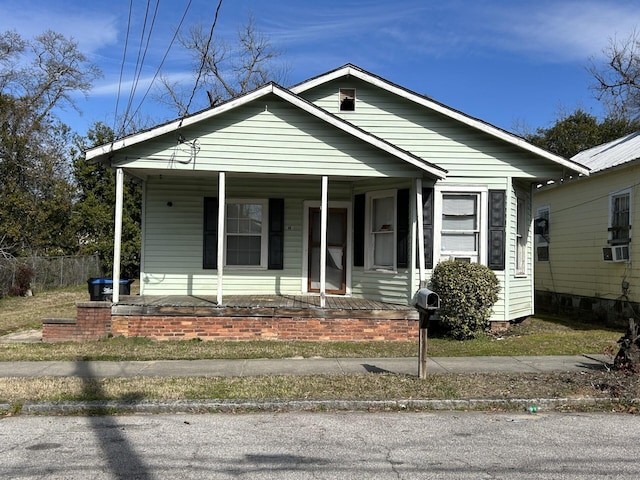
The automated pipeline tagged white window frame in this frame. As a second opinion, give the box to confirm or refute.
[608,187,631,245]
[434,186,487,265]
[535,205,550,262]
[224,199,268,269]
[365,189,397,271]
[515,193,528,276]
[339,88,356,112]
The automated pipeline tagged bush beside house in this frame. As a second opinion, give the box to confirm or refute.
[430,260,500,340]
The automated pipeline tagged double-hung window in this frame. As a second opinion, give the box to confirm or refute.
[225,200,268,267]
[441,193,480,263]
[366,190,396,270]
[609,189,631,245]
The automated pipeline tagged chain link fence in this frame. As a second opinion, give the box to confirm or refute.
[0,255,101,297]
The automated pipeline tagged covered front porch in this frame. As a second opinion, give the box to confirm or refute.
[43,295,420,342]
[110,294,419,341]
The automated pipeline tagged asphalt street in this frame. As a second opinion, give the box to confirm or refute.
[1,411,638,479]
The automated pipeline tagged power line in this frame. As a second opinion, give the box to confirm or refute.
[120,0,161,137]
[113,0,224,135]
[124,0,195,133]
[182,0,224,119]
[113,0,134,138]
[541,175,640,216]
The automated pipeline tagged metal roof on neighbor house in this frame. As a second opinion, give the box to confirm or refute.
[571,131,640,173]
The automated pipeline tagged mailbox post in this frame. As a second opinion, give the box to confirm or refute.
[413,288,440,379]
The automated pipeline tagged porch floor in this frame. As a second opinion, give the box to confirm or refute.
[113,295,418,320]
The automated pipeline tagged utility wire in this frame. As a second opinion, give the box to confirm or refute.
[118,0,161,138]
[542,176,640,216]
[113,0,134,140]
[182,0,224,120]
[124,0,195,133]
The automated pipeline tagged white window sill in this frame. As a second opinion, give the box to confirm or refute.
[224,266,268,270]
[365,268,398,274]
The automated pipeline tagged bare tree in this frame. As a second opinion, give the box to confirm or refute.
[0,30,101,257]
[156,14,289,116]
[589,30,640,120]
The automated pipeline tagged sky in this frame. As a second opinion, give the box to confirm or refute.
[2,0,640,137]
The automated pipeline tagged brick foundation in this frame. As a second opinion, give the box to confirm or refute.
[42,302,112,342]
[111,315,418,342]
[43,300,420,343]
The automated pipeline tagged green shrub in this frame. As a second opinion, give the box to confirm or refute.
[430,260,500,340]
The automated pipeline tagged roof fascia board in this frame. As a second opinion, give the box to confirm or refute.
[292,65,590,177]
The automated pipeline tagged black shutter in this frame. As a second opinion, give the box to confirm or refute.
[422,187,435,269]
[488,190,506,270]
[396,189,410,268]
[353,194,365,267]
[203,197,218,269]
[268,198,284,270]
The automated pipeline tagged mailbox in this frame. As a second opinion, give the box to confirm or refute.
[414,288,440,312]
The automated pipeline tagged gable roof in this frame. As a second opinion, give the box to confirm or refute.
[571,131,640,173]
[86,82,447,179]
[292,64,590,177]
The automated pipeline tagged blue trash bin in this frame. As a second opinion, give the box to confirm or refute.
[87,278,133,301]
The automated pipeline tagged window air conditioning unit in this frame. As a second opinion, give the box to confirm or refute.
[603,244,630,262]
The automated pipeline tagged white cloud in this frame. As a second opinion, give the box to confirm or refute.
[261,0,640,64]
[469,1,640,62]
[92,70,194,97]
[0,3,119,54]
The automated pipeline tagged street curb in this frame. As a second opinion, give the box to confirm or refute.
[1,396,627,416]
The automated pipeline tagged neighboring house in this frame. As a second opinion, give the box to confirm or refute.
[534,131,640,325]
[51,64,587,341]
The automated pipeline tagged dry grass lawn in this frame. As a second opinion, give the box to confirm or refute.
[1,287,637,413]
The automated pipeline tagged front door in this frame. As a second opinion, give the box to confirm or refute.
[308,208,347,294]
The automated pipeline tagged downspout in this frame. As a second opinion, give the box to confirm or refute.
[320,175,328,308]
[217,172,226,305]
[112,167,124,303]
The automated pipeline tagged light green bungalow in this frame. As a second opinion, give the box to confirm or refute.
[534,131,640,325]
[82,64,588,340]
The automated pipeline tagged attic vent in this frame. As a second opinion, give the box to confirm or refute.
[339,88,355,111]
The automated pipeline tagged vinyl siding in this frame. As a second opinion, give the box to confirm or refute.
[300,78,567,180]
[113,94,420,179]
[141,176,351,295]
[351,270,412,304]
[505,182,534,319]
[534,165,640,303]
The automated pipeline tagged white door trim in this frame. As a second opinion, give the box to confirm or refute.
[302,200,352,295]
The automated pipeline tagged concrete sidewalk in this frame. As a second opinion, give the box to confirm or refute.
[0,354,610,378]
[0,329,611,378]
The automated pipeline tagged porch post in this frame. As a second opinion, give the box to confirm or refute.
[112,167,124,303]
[416,178,426,286]
[320,175,328,308]
[217,172,226,305]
